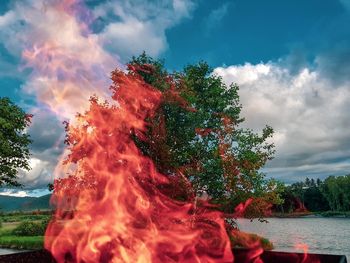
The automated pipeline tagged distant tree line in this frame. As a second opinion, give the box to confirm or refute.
[275,175,350,213]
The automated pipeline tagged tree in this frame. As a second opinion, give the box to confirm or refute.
[321,175,350,211]
[0,97,32,186]
[129,53,278,214]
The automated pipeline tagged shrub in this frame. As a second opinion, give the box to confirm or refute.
[229,230,274,250]
[12,221,46,236]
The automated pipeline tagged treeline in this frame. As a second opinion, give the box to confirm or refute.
[275,174,350,213]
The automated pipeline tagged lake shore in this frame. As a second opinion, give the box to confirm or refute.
[270,211,350,218]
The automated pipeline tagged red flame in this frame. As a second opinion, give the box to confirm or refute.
[45,67,236,262]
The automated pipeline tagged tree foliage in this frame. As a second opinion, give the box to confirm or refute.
[276,175,350,213]
[0,97,32,186]
[321,175,350,211]
[129,53,278,213]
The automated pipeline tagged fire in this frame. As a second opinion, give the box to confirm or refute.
[45,67,235,262]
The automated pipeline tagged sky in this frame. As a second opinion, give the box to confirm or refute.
[0,0,349,197]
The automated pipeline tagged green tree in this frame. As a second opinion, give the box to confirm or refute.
[321,175,350,211]
[304,183,329,212]
[0,97,32,186]
[129,53,277,214]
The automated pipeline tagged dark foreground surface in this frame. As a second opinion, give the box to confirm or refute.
[0,248,347,263]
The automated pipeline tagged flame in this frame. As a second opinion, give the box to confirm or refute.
[45,67,234,263]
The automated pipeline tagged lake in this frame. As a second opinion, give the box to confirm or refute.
[0,248,28,255]
[237,217,350,260]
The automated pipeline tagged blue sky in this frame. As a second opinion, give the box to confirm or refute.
[165,0,344,68]
[0,0,350,196]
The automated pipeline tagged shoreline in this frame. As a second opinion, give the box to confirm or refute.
[269,211,350,218]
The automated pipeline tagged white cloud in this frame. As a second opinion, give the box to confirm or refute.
[94,0,195,60]
[214,62,350,181]
[0,188,50,197]
[0,10,15,27]
[0,189,29,197]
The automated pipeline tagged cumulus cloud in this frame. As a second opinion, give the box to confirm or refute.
[0,189,30,197]
[16,109,65,189]
[214,62,350,182]
[93,0,195,60]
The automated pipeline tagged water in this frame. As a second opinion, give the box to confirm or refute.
[237,217,350,260]
[0,248,28,255]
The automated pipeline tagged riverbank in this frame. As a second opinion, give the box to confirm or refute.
[270,211,350,218]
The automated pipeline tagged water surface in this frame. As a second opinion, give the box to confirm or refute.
[0,248,28,255]
[237,217,350,259]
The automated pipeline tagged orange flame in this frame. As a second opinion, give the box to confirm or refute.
[45,68,234,262]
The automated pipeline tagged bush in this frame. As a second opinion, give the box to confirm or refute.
[229,230,274,250]
[12,221,47,236]
[1,214,51,223]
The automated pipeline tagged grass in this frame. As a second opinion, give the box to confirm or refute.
[0,222,19,236]
[0,211,50,250]
[0,236,44,250]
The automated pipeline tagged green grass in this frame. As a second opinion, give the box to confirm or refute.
[0,236,44,249]
[0,212,50,250]
[0,222,19,236]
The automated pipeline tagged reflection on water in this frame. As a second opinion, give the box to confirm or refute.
[237,217,350,260]
[0,248,28,255]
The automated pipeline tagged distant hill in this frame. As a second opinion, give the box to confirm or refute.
[0,194,52,212]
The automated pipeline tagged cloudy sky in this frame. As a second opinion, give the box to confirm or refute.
[0,0,349,196]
